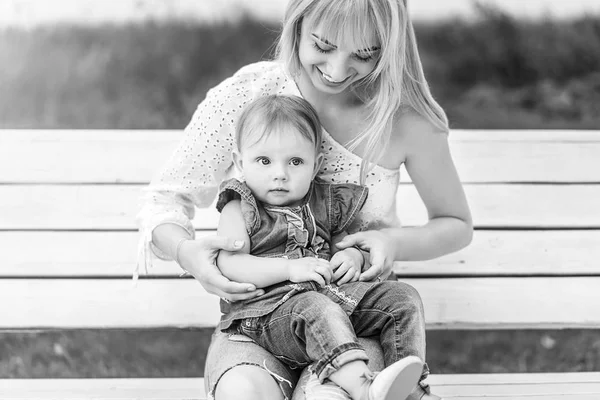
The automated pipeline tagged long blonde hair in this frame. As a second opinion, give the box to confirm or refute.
[276,0,448,183]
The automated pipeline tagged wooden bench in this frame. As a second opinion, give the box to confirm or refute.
[1,128,599,399]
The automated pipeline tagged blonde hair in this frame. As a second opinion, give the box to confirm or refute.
[235,94,323,153]
[276,0,448,183]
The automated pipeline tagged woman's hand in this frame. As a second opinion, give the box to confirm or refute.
[178,235,264,302]
[336,230,395,282]
[330,248,363,285]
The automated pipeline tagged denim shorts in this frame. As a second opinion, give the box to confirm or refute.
[204,328,385,400]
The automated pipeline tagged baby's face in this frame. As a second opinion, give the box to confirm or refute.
[236,126,321,207]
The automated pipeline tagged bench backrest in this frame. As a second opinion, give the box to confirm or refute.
[1,129,599,331]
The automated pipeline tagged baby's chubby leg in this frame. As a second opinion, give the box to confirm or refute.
[239,291,421,399]
[238,291,369,375]
[350,281,427,366]
[292,337,385,400]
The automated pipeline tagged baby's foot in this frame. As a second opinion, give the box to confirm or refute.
[362,356,423,400]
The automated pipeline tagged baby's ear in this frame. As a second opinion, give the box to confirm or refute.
[232,150,244,172]
[313,152,324,179]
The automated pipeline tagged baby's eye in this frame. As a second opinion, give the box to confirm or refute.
[257,157,270,165]
[290,158,304,166]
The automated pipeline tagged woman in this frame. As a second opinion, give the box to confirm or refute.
[136,0,472,399]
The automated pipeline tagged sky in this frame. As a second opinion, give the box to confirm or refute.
[1,0,600,27]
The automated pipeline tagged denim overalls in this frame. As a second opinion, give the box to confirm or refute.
[215,178,427,382]
[216,178,370,331]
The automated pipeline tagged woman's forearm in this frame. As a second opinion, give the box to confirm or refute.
[217,252,290,288]
[385,216,473,261]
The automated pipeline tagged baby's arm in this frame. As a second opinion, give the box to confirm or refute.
[330,232,367,285]
[217,200,332,288]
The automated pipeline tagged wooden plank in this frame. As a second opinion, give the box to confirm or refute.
[0,378,205,399]
[2,129,600,184]
[396,229,600,276]
[1,373,600,399]
[0,129,181,184]
[2,184,600,230]
[445,140,600,183]
[1,277,599,330]
[430,371,600,384]
[450,129,600,142]
[2,230,600,278]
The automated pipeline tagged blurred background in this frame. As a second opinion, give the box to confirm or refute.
[1,0,600,378]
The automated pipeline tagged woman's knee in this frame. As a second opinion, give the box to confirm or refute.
[215,365,285,400]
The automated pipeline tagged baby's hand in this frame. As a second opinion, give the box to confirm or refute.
[330,248,364,285]
[286,257,333,287]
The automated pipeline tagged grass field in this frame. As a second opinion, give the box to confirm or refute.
[1,3,599,379]
[1,4,599,129]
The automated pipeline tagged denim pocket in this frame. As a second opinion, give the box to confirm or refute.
[239,316,262,332]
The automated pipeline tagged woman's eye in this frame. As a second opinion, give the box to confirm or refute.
[312,42,331,54]
[257,157,270,165]
[290,158,303,166]
[354,53,374,63]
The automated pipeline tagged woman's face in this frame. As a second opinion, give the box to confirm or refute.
[297,19,380,96]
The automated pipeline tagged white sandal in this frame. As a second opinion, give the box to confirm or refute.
[360,356,424,400]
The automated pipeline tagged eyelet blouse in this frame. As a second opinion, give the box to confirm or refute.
[135,61,401,277]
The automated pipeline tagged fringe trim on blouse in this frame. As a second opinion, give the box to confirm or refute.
[133,228,153,281]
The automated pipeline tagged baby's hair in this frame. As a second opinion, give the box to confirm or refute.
[236,94,322,153]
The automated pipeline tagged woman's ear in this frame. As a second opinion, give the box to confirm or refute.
[312,152,324,179]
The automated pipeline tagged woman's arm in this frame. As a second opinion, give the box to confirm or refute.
[136,69,268,300]
[397,113,473,260]
[337,113,473,280]
[217,201,333,288]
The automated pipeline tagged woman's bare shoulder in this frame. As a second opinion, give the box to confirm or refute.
[393,107,448,157]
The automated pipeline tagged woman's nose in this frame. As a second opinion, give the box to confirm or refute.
[326,54,351,82]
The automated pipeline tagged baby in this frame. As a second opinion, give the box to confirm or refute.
[216,94,424,400]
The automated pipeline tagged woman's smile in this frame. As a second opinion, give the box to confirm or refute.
[316,67,352,85]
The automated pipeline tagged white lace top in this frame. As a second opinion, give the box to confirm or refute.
[136,61,401,275]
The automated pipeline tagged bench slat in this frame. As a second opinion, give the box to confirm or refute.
[2,230,599,277]
[1,277,599,330]
[2,373,600,399]
[2,129,599,184]
[2,184,600,229]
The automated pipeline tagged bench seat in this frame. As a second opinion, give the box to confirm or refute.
[2,128,599,399]
[3,373,600,399]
